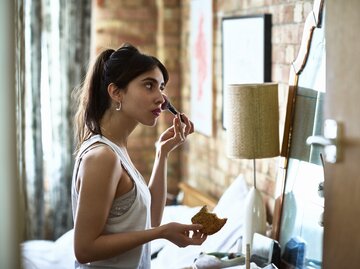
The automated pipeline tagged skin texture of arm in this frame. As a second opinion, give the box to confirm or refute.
[148,114,194,227]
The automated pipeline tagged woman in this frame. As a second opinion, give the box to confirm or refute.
[71,43,206,268]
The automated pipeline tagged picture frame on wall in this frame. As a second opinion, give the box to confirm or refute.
[222,14,272,129]
[190,0,213,136]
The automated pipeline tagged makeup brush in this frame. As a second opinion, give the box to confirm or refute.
[161,95,185,123]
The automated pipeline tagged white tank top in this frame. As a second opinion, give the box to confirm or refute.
[71,135,152,268]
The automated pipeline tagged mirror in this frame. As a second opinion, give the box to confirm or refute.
[277,0,325,268]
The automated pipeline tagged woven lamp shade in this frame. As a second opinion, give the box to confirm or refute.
[226,83,280,159]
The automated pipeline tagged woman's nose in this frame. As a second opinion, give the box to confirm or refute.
[158,93,166,105]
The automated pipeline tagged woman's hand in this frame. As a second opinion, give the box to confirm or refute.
[160,222,207,247]
[156,113,194,156]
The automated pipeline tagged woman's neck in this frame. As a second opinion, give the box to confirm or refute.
[100,111,138,148]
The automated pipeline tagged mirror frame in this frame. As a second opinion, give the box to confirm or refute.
[272,0,325,240]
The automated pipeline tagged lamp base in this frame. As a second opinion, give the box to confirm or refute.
[242,186,267,254]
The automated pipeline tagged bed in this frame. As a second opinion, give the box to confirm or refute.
[21,175,252,269]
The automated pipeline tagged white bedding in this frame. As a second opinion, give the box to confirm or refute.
[21,175,249,269]
[152,175,249,268]
[22,229,75,269]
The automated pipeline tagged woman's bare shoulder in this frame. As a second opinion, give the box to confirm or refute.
[79,143,122,178]
[82,142,117,159]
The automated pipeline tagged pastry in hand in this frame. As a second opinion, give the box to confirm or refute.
[191,205,227,235]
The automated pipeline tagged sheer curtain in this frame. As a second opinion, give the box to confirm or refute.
[17,0,91,240]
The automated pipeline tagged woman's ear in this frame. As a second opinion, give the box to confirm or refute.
[107,83,122,102]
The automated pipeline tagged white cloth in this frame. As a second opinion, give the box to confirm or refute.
[72,135,152,268]
[192,253,245,269]
[151,175,249,269]
[21,175,250,269]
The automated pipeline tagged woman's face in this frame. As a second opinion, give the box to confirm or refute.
[121,67,166,126]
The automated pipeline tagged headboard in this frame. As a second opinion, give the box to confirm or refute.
[178,182,217,211]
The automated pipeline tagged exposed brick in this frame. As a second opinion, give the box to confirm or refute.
[121,0,153,8]
[92,0,313,224]
[142,21,158,33]
[163,0,180,8]
[163,20,180,34]
[294,2,304,23]
[96,0,105,8]
[164,8,180,20]
[250,0,266,8]
[303,1,313,16]
[217,0,241,12]
[283,4,295,23]
[285,44,296,63]
[273,44,286,64]
[271,4,296,24]
[284,24,301,44]
[163,35,180,45]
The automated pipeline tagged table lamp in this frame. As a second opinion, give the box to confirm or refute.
[225,83,279,254]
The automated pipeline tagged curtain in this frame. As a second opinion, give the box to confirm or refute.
[15,0,27,242]
[18,0,91,240]
[23,0,45,240]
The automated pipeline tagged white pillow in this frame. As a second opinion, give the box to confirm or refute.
[213,174,249,215]
[151,175,249,269]
[21,229,75,269]
[203,174,249,251]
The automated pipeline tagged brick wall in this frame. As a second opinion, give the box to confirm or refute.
[91,0,182,194]
[92,0,313,221]
[180,0,312,223]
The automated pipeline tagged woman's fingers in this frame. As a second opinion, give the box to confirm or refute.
[177,113,194,139]
[187,224,203,231]
[180,113,193,136]
[176,113,185,141]
[157,113,194,154]
[184,224,207,241]
[189,232,207,245]
[165,222,207,247]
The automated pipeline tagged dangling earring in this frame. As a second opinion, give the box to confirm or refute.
[115,102,122,111]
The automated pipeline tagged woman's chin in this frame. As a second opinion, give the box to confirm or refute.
[142,118,158,127]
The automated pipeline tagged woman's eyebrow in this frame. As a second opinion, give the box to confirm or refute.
[141,77,165,86]
[141,77,158,82]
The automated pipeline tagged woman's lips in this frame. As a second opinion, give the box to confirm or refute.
[151,108,162,117]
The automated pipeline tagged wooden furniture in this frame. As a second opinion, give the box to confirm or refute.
[323,0,360,267]
[178,182,217,211]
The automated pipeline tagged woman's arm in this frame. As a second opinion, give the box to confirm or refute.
[74,145,123,263]
[74,143,203,264]
[149,114,194,226]
[76,221,205,264]
[148,147,168,227]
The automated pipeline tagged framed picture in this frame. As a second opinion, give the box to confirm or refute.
[222,14,272,129]
[190,0,213,136]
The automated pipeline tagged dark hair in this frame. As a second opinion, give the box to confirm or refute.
[74,43,169,150]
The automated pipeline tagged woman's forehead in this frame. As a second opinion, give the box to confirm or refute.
[136,67,164,83]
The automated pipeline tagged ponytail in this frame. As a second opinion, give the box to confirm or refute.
[74,49,114,152]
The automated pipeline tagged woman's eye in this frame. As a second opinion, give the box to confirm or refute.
[160,84,166,91]
[145,83,152,89]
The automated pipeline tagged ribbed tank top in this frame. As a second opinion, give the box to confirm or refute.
[71,135,151,268]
